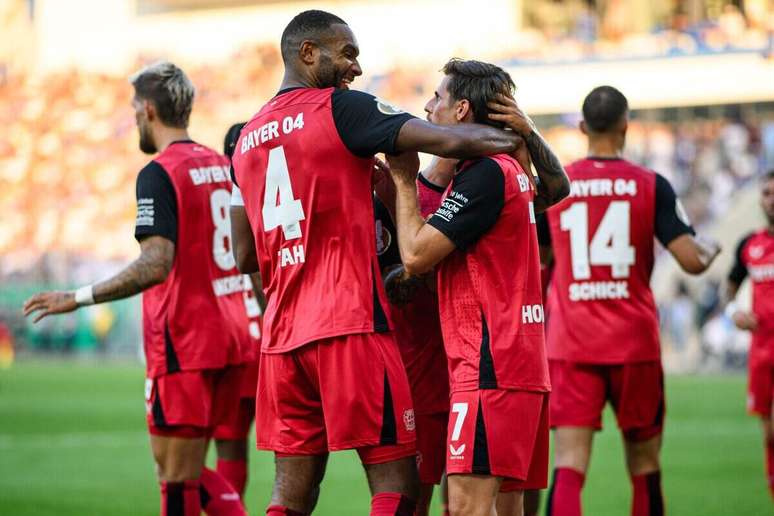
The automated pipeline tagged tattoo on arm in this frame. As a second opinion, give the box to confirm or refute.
[93,237,174,303]
[525,131,570,212]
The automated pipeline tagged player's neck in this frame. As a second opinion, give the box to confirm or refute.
[586,144,622,159]
[280,70,315,91]
[154,128,191,153]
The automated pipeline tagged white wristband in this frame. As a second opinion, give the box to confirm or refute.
[724,301,738,320]
[74,285,95,306]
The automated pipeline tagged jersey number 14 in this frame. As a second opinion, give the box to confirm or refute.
[560,201,635,280]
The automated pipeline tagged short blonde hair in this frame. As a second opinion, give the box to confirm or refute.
[130,61,195,128]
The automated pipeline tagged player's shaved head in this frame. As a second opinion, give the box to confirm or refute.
[281,10,348,64]
[442,58,515,128]
[130,61,194,128]
[582,86,628,133]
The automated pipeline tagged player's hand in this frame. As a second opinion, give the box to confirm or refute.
[487,93,536,137]
[23,291,79,323]
[732,311,758,331]
[384,265,421,305]
[385,151,420,186]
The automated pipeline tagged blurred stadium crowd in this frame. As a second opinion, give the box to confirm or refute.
[1,0,773,370]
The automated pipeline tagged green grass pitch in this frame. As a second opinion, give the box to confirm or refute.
[0,361,771,515]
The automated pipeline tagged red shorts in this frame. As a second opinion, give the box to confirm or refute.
[146,367,241,438]
[747,357,774,417]
[256,332,416,464]
[416,412,448,485]
[445,389,548,488]
[212,362,258,440]
[549,360,665,442]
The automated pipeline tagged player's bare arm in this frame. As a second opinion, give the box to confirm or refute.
[388,152,456,275]
[724,278,758,331]
[230,204,259,274]
[395,118,523,159]
[23,235,174,323]
[488,93,570,212]
[666,233,722,275]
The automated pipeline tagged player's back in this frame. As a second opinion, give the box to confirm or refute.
[143,141,247,376]
[435,154,547,393]
[232,87,394,354]
[545,157,660,363]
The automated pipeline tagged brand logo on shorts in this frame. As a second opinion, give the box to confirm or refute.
[403,409,415,432]
[449,444,466,458]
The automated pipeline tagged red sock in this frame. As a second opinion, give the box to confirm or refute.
[200,467,247,516]
[546,467,584,516]
[766,439,774,499]
[370,492,415,516]
[631,471,663,516]
[217,458,248,497]
[161,480,200,516]
[266,505,306,515]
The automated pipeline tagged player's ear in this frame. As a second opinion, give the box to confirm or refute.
[579,120,588,135]
[299,40,318,65]
[456,99,470,122]
[143,100,156,122]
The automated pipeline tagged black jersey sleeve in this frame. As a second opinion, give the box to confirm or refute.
[654,174,695,247]
[728,233,753,285]
[134,161,178,243]
[331,89,416,158]
[374,195,402,271]
[536,212,551,246]
[426,158,505,250]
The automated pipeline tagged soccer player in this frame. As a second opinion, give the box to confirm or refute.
[373,157,453,516]
[725,170,774,502]
[229,10,526,516]
[386,58,570,516]
[23,62,251,516]
[210,122,267,500]
[539,86,721,516]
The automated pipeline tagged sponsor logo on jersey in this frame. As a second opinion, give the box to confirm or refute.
[375,220,392,256]
[749,264,774,282]
[749,245,765,259]
[403,409,416,432]
[449,444,466,458]
[375,97,404,116]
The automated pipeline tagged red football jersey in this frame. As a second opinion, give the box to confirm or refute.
[732,230,774,363]
[138,141,253,377]
[545,158,665,363]
[429,154,549,393]
[231,87,413,353]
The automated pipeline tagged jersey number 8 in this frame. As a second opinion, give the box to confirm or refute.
[560,201,635,280]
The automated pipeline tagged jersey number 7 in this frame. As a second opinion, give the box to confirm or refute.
[560,201,635,280]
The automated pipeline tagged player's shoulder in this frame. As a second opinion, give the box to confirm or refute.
[744,229,772,248]
[457,156,506,180]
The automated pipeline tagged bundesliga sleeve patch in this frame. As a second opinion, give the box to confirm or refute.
[136,198,155,226]
[374,97,404,116]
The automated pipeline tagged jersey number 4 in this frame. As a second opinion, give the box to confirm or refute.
[560,201,635,280]
[263,146,305,240]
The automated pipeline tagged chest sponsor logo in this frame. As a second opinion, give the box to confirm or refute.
[449,444,466,458]
[749,264,774,282]
[375,220,392,256]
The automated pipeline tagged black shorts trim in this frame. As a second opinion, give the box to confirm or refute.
[379,372,397,445]
[165,321,181,373]
[478,312,497,389]
[472,398,490,474]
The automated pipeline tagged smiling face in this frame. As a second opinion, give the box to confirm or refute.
[314,23,362,89]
